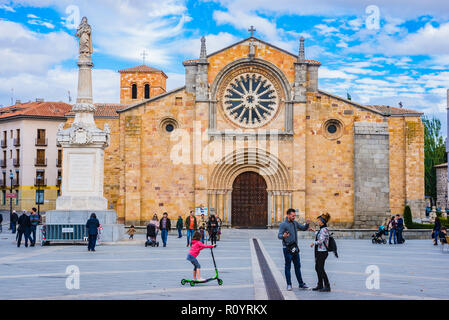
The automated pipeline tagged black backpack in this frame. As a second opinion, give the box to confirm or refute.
[325,232,339,258]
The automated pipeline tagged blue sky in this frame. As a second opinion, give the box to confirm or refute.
[1,0,449,135]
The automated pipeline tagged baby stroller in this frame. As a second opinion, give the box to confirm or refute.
[372,225,388,244]
[145,223,159,247]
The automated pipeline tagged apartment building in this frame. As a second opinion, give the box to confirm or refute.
[0,100,72,213]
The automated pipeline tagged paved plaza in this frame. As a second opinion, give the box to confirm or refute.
[0,228,448,300]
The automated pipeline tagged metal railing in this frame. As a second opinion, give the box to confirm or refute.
[35,158,47,166]
[35,138,48,146]
[0,159,6,168]
[13,158,20,167]
[13,138,20,147]
[34,178,47,186]
[0,140,6,148]
[13,179,19,187]
[0,179,5,188]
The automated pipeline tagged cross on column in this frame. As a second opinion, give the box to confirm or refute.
[248,26,256,37]
[141,50,148,65]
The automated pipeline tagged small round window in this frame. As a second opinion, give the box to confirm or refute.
[165,124,174,133]
[323,119,343,140]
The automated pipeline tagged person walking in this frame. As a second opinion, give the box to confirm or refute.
[29,208,40,246]
[207,215,219,246]
[86,213,100,251]
[149,214,159,241]
[310,213,331,292]
[388,216,397,245]
[11,210,18,234]
[396,214,404,244]
[199,214,207,243]
[17,211,31,248]
[159,212,171,247]
[176,216,183,238]
[217,216,222,241]
[127,225,136,239]
[433,217,441,246]
[278,208,311,291]
[185,211,197,247]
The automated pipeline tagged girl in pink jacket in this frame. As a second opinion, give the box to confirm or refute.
[186,231,215,281]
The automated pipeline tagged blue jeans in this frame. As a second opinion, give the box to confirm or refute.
[187,229,194,245]
[17,228,31,247]
[434,230,440,243]
[283,248,304,286]
[161,229,168,246]
[177,228,182,238]
[389,229,397,244]
[187,254,201,270]
[11,222,16,234]
[397,227,404,243]
[88,234,97,251]
[30,225,37,244]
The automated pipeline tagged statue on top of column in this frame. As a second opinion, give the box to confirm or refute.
[76,16,93,56]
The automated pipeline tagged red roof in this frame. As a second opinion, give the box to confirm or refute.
[0,101,73,120]
[118,64,167,77]
[366,105,423,116]
[66,103,126,118]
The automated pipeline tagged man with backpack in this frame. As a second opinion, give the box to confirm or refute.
[278,208,311,291]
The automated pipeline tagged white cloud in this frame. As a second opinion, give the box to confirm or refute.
[0,4,15,12]
[180,32,239,58]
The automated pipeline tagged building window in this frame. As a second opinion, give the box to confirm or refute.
[2,190,5,205]
[323,119,343,140]
[36,190,44,205]
[15,190,19,205]
[175,97,182,106]
[36,129,47,146]
[144,84,150,99]
[132,84,138,99]
[36,149,46,166]
[159,117,179,135]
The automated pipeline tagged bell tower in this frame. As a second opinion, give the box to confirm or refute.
[118,65,167,105]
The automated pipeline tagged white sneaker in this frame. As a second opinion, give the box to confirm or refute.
[287,285,292,291]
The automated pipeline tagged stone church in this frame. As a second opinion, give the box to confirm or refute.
[83,34,425,228]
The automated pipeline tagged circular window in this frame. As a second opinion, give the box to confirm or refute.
[323,119,343,140]
[222,73,279,128]
[165,124,174,132]
[159,117,178,134]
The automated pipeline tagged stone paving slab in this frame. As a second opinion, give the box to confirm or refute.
[0,229,448,300]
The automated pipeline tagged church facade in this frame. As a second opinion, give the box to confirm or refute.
[99,36,425,228]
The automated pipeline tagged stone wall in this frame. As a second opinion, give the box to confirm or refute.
[354,122,390,228]
[436,164,447,209]
[120,72,167,105]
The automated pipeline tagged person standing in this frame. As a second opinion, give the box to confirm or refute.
[29,208,40,246]
[310,213,331,292]
[278,208,311,291]
[0,212,3,233]
[199,214,207,243]
[17,211,31,248]
[396,214,404,244]
[433,217,441,246]
[388,216,397,245]
[176,215,183,238]
[185,211,197,247]
[86,213,100,251]
[217,216,222,241]
[127,225,136,239]
[207,215,219,246]
[159,212,171,247]
[11,210,18,234]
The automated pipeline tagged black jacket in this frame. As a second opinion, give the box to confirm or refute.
[159,217,171,230]
[176,218,183,229]
[0,213,3,223]
[86,218,100,235]
[11,212,18,223]
[207,219,218,233]
[18,214,31,231]
[434,220,441,231]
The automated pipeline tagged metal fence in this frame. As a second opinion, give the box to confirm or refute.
[41,224,87,245]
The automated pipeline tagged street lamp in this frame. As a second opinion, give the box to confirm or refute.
[9,170,13,223]
[36,173,42,216]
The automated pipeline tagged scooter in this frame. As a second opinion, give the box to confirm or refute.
[181,247,223,286]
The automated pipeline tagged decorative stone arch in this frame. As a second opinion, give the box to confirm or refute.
[209,58,294,132]
[208,148,292,227]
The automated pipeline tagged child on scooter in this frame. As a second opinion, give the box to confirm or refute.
[187,231,215,281]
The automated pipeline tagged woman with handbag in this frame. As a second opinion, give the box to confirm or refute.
[310,213,331,292]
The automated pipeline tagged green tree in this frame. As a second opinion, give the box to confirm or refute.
[423,116,447,203]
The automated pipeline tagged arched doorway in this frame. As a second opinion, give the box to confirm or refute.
[232,171,268,228]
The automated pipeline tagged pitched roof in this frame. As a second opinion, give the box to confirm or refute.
[366,105,423,116]
[118,64,167,77]
[66,103,126,118]
[435,162,447,168]
[0,101,73,121]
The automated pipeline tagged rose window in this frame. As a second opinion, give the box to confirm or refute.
[223,73,278,128]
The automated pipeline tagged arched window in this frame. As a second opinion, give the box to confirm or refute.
[144,84,150,99]
[132,84,137,99]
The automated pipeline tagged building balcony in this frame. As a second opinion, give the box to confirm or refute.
[35,158,47,167]
[34,178,47,187]
[0,179,5,188]
[0,159,6,168]
[13,158,20,167]
[56,158,62,167]
[35,138,48,146]
[13,138,20,147]
[0,140,6,148]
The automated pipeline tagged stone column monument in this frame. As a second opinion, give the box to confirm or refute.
[45,17,123,242]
